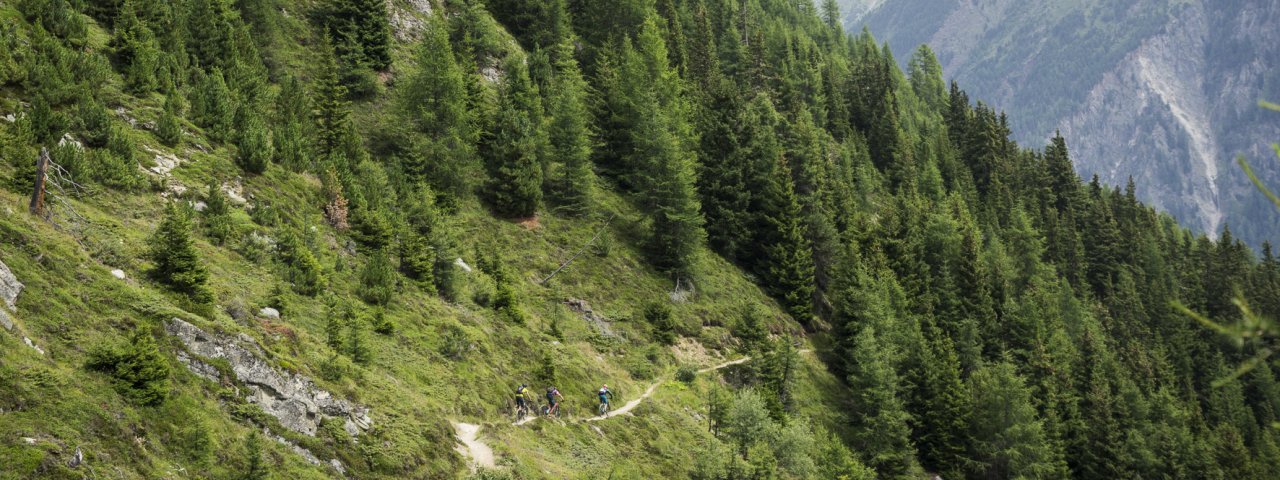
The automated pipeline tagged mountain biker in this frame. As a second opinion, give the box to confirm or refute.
[598,384,613,413]
[546,386,563,416]
[515,384,529,415]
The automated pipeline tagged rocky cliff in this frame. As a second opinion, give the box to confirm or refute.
[847,0,1280,244]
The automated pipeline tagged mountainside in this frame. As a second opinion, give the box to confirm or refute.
[845,0,1280,246]
[3,0,1280,479]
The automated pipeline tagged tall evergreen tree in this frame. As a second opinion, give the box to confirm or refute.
[149,202,212,304]
[398,20,477,199]
[547,38,596,215]
[847,327,917,477]
[484,56,545,218]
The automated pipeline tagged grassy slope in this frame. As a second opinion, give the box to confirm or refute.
[0,4,853,479]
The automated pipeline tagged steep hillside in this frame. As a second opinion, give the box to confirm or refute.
[4,0,1280,479]
[847,0,1280,246]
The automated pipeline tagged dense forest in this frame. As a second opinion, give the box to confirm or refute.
[2,0,1279,478]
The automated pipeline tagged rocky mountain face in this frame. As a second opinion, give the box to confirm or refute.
[844,0,1280,245]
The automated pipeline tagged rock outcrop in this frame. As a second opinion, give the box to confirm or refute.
[165,318,372,437]
[1,258,23,332]
[1,258,21,312]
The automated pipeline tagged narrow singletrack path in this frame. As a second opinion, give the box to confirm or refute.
[509,349,812,426]
[453,422,496,471]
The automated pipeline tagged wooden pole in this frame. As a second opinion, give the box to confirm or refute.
[29,147,48,218]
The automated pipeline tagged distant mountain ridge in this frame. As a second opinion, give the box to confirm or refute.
[844,0,1280,246]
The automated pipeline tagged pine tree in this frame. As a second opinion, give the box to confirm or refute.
[969,361,1062,479]
[484,55,545,218]
[202,181,232,245]
[243,431,268,480]
[111,0,160,93]
[847,327,917,477]
[547,38,596,215]
[398,19,476,199]
[314,36,352,164]
[234,106,273,174]
[760,154,816,322]
[149,202,212,304]
[156,93,183,147]
[912,336,971,479]
[360,249,395,306]
[273,76,313,172]
[191,68,234,143]
[399,186,442,291]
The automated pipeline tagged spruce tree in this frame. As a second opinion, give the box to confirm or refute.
[547,38,596,215]
[234,106,273,174]
[243,431,268,480]
[760,154,816,322]
[484,56,545,218]
[847,327,917,477]
[398,19,476,198]
[149,202,212,304]
[111,0,160,93]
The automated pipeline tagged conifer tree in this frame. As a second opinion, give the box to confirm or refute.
[398,19,477,199]
[760,154,816,322]
[547,38,596,215]
[191,68,234,143]
[484,56,545,218]
[243,431,268,480]
[273,77,312,172]
[234,106,273,174]
[847,327,917,477]
[912,336,971,479]
[111,0,160,93]
[149,202,212,304]
[968,361,1061,479]
[156,93,183,147]
[202,181,232,245]
[314,36,352,165]
[360,249,395,306]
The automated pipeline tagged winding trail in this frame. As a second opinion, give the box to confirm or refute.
[453,422,496,472]
[458,349,815,470]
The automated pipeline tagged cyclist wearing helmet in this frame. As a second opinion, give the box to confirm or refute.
[546,386,564,416]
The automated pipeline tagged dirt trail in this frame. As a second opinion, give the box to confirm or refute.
[453,422,496,472]
[511,349,812,426]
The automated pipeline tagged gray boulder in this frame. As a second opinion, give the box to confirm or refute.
[165,318,372,437]
[0,258,21,311]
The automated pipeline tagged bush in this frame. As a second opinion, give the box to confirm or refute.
[86,330,170,406]
[643,301,677,345]
[360,249,396,305]
[369,307,394,335]
[77,97,112,148]
[677,365,698,384]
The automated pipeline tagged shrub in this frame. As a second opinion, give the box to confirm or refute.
[156,96,183,147]
[644,301,677,345]
[360,249,396,305]
[77,97,112,148]
[86,330,170,406]
[677,365,698,384]
[369,307,394,335]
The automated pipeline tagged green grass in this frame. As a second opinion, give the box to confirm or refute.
[0,4,854,479]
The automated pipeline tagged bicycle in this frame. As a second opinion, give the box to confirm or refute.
[597,401,611,416]
[513,399,534,422]
[542,402,568,419]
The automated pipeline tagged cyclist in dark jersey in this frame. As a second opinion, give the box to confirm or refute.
[546,387,564,416]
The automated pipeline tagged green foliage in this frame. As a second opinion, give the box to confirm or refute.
[643,301,677,345]
[202,181,233,245]
[191,68,235,143]
[243,431,269,480]
[547,39,597,215]
[277,231,325,296]
[86,330,170,406]
[484,55,545,218]
[398,19,477,200]
[149,202,213,303]
[156,94,183,147]
[360,249,396,306]
[234,107,273,175]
